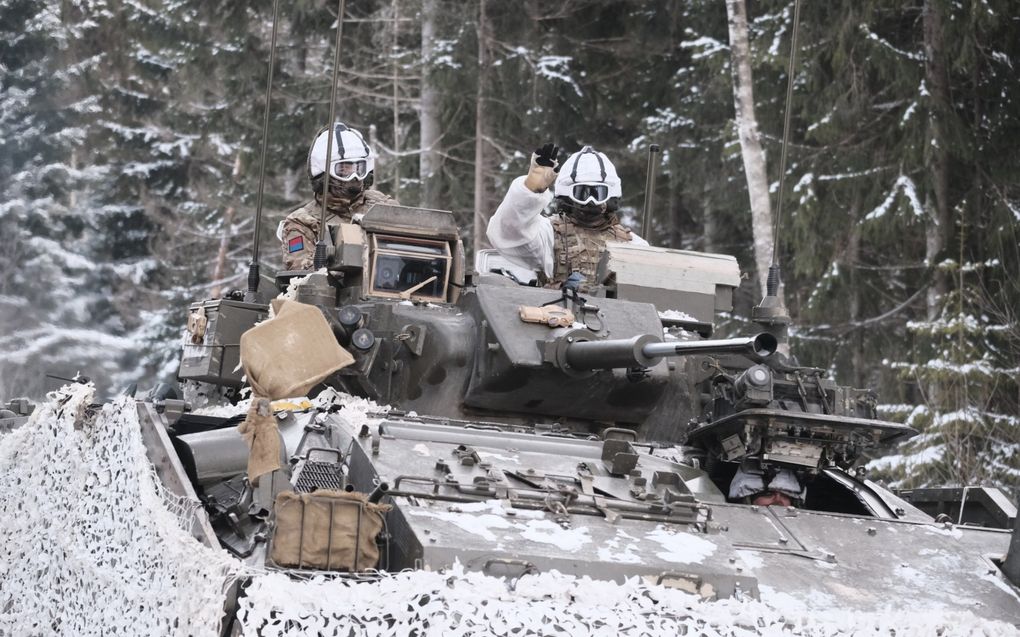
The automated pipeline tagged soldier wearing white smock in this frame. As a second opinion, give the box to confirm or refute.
[486,143,647,290]
[278,123,396,270]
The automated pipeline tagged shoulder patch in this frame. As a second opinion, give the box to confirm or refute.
[288,236,304,253]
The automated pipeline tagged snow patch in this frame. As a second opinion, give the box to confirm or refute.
[864,175,924,221]
[645,525,716,564]
[659,309,697,322]
[519,519,591,552]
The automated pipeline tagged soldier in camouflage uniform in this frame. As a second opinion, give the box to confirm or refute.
[486,143,647,290]
[278,123,397,270]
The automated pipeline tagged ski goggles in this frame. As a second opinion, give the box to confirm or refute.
[568,183,610,206]
[330,159,369,181]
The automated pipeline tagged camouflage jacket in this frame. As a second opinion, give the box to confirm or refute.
[547,216,634,290]
[279,190,394,270]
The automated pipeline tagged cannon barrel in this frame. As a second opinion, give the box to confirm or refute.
[563,333,777,371]
[643,332,777,359]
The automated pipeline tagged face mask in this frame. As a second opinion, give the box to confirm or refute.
[558,198,611,228]
[323,178,364,209]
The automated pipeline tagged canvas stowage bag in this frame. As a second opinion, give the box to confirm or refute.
[238,299,355,483]
[240,299,355,400]
[271,490,391,571]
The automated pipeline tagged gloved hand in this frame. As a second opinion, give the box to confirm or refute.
[523,142,560,193]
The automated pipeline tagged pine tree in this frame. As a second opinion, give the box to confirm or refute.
[0,0,141,398]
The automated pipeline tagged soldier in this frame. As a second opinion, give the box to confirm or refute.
[278,123,397,270]
[486,143,647,290]
[728,461,807,507]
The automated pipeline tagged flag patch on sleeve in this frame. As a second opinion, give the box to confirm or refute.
[288,236,304,253]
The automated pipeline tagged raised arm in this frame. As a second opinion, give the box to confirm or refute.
[486,143,561,276]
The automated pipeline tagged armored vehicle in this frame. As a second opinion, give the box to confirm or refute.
[133,203,1020,625]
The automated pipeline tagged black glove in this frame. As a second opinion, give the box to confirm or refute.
[534,142,561,171]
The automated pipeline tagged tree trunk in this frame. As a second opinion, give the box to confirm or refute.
[472,0,491,255]
[664,158,679,248]
[209,206,236,300]
[210,152,244,299]
[847,190,864,388]
[701,178,715,253]
[725,0,775,301]
[419,0,442,209]
[923,0,951,321]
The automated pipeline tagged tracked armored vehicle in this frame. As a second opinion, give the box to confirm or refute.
[130,203,1020,625]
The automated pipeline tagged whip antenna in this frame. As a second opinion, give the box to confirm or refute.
[313,0,348,270]
[753,0,801,346]
[245,0,283,303]
[766,0,802,296]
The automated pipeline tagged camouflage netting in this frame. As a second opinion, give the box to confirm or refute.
[238,566,1020,637]
[0,384,238,636]
[2,385,1019,636]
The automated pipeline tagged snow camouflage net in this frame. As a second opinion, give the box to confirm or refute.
[2,385,1019,637]
[237,568,1020,637]
[0,384,238,636]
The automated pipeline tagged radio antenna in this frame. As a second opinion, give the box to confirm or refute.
[768,0,802,287]
[244,0,283,303]
[313,0,348,270]
[753,0,801,347]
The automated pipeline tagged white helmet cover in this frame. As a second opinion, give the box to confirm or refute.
[728,464,807,502]
[307,123,376,180]
[553,146,622,200]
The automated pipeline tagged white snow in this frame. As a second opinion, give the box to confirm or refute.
[191,399,250,417]
[864,175,924,221]
[860,23,925,61]
[409,507,513,542]
[406,500,591,551]
[680,34,729,60]
[645,525,716,564]
[658,309,697,322]
[597,534,643,564]
[735,549,764,571]
[519,519,591,551]
[807,106,834,133]
[535,56,583,97]
[477,450,520,464]
[902,100,918,125]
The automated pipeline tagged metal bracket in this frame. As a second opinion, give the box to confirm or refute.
[397,324,427,356]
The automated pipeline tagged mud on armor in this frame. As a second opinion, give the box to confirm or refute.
[548,215,633,289]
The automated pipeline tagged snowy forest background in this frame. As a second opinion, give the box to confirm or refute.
[1,0,1018,495]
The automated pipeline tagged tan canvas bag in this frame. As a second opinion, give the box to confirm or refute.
[271,490,391,571]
